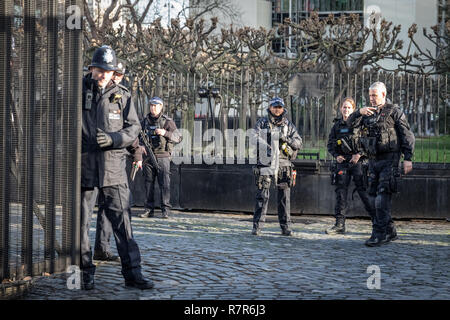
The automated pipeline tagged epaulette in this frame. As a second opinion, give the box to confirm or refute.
[161,114,173,121]
[332,117,341,123]
[117,83,130,94]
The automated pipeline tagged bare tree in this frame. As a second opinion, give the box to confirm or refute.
[82,3,447,135]
[395,21,450,75]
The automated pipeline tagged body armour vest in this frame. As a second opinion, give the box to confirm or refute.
[333,119,360,155]
[143,114,171,155]
[363,104,400,154]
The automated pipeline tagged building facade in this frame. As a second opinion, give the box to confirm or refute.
[188,0,272,31]
[272,0,440,71]
[271,0,364,54]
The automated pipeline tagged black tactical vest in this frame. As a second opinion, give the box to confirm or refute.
[143,114,170,154]
[333,119,359,155]
[363,104,399,154]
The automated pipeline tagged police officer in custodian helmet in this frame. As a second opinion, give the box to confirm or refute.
[81,45,153,289]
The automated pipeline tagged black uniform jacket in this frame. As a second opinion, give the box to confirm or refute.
[327,117,362,160]
[254,109,303,166]
[346,104,415,161]
[81,74,141,188]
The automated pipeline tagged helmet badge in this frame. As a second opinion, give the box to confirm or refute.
[103,49,114,64]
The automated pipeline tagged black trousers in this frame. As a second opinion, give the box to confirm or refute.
[94,203,133,255]
[334,162,375,221]
[143,157,171,212]
[81,184,142,280]
[253,184,291,231]
[368,159,397,236]
[94,207,112,254]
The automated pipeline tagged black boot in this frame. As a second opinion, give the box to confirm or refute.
[139,208,154,218]
[251,223,261,235]
[161,209,170,219]
[365,230,388,247]
[326,218,346,234]
[82,273,95,290]
[125,274,155,290]
[281,228,292,236]
[93,250,120,262]
[386,223,398,242]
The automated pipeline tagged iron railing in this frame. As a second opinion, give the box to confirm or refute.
[0,0,82,282]
[129,70,449,163]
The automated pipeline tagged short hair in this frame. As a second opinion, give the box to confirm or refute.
[369,81,387,94]
[341,97,356,109]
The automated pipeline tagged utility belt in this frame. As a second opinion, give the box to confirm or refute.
[330,162,349,186]
[253,166,297,189]
[374,152,399,161]
[330,161,369,188]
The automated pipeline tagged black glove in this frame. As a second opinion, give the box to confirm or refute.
[96,128,113,148]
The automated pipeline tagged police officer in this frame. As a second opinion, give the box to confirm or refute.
[326,97,376,234]
[112,58,127,85]
[81,45,153,289]
[93,57,143,262]
[347,82,415,247]
[252,97,303,236]
[139,97,182,219]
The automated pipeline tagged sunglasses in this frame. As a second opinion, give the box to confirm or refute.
[270,105,284,108]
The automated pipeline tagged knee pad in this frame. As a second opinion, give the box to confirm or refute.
[377,177,393,195]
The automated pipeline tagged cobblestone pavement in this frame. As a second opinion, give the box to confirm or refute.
[23,209,449,300]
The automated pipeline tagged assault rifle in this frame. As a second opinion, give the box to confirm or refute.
[130,130,161,181]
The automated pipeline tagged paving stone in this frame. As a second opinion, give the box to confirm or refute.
[21,210,450,300]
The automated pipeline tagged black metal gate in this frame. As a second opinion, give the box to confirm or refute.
[0,0,82,281]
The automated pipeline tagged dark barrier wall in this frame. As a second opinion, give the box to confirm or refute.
[0,0,83,282]
[129,160,450,219]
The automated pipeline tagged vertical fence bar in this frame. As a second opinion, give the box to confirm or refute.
[445,75,448,162]
[239,69,243,130]
[233,72,237,129]
[422,75,425,160]
[67,0,82,269]
[445,75,448,136]
[21,0,36,278]
[43,0,58,275]
[399,73,402,111]
[429,76,432,162]
[0,0,13,281]
[413,74,418,161]
[316,96,319,153]
[437,76,440,136]
[219,72,223,132]
[434,76,439,162]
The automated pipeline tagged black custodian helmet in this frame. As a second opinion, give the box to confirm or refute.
[115,58,127,75]
[88,45,117,71]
